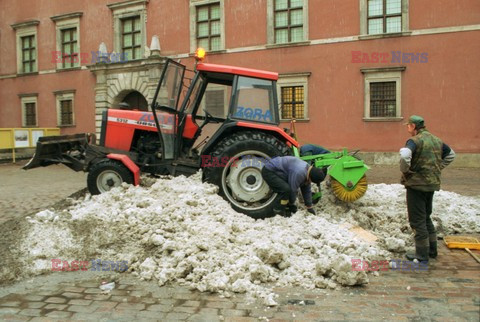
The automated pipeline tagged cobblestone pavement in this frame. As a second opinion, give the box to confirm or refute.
[0,161,86,225]
[0,161,479,321]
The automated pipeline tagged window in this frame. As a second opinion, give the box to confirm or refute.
[108,0,147,61]
[280,86,304,119]
[21,35,36,73]
[11,20,39,74]
[277,73,310,120]
[25,103,36,126]
[189,0,224,53]
[362,67,405,120]
[60,100,74,125]
[370,82,396,117]
[54,90,75,127]
[19,94,38,127]
[368,0,401,34]
[274,0,303,43]
[51,12,82,70]
[198,84,231,119]
[232,77,277,124]
[121,16,141,60]
[196,3,221,51]
[61,28,78,68]
[267,0,308,45]
[360,0,409,36]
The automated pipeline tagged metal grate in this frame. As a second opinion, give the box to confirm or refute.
[60,100,73,125]
[370,81,396,117]
[25,102,36,126]
[281,86,304,119]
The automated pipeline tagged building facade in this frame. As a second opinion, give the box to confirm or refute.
[0,0,479,153]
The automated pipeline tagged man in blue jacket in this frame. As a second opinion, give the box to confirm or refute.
[261,156,326,217]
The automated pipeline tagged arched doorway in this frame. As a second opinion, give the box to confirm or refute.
[114,91,148,111]
[119,91,149,111]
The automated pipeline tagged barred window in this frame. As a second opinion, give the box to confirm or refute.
[370,82,396,117]
[196,3,221,51]
[61,28,78,68]
[274,0,304,44]
[25,102,36,126]
[122,16,141,60]
[21,35,36,73]
[368,0,402,34]
[60,100,74,125]
[205,90,225,118]
[281,86,304,119]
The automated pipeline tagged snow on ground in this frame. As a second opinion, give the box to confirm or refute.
[19,173,480,305]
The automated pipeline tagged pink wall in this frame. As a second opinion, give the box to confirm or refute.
[1,0,479,152]
[410,0,480,29]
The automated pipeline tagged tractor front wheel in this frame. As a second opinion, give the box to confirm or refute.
[87,160,134,195]
[203,131,290,219]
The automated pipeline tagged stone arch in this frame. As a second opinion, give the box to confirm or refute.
[105,70,152,110]
[88,56,164,138]
[112,90,149,111]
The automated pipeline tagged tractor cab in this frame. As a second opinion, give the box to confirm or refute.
[150,58,283,166]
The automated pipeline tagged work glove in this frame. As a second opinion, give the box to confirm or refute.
[307,207,316,215]
[287,204,298,214]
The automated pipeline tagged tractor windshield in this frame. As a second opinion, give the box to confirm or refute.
[231,76,277,124]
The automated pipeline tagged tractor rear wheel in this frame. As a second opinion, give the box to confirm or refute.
[87,160,134,195]
[203,131,290,219]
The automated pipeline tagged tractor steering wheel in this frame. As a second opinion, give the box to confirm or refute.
[200,109,220,128]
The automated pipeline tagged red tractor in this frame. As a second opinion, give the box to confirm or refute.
[25,57,299,218]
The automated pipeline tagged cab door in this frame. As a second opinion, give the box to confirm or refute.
[151,59,186,159]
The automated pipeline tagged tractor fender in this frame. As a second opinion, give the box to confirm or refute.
[202,121,298,156]
[106,153,140,186]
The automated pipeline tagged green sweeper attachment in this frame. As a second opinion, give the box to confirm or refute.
[294,147,369,203]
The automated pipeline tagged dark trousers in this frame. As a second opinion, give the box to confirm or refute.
[261,167,291,207]
[406,188,436,241]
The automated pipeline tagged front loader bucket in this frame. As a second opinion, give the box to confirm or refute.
[23,133,91,172]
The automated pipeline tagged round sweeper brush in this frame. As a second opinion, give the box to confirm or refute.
[331,175,368,202]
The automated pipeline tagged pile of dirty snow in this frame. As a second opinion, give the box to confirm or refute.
[16,173,480,305]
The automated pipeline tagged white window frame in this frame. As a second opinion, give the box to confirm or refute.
[108,0,148,60]
[267,0,309,46]
[361,67,405,121]
[11,20,39,74]
[360,0,410,38]
[189,0,225,53]
[19,94,38,127]
[51,12,82,70]
[277,72,310,121]
[54,90,76,127]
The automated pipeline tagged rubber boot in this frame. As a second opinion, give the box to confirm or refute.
[273,199,290,217]
[406,238,429,263]
[429,233,438,259]
[273,206,286,217]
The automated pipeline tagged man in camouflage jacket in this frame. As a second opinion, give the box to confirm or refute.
[399,115,455,263]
